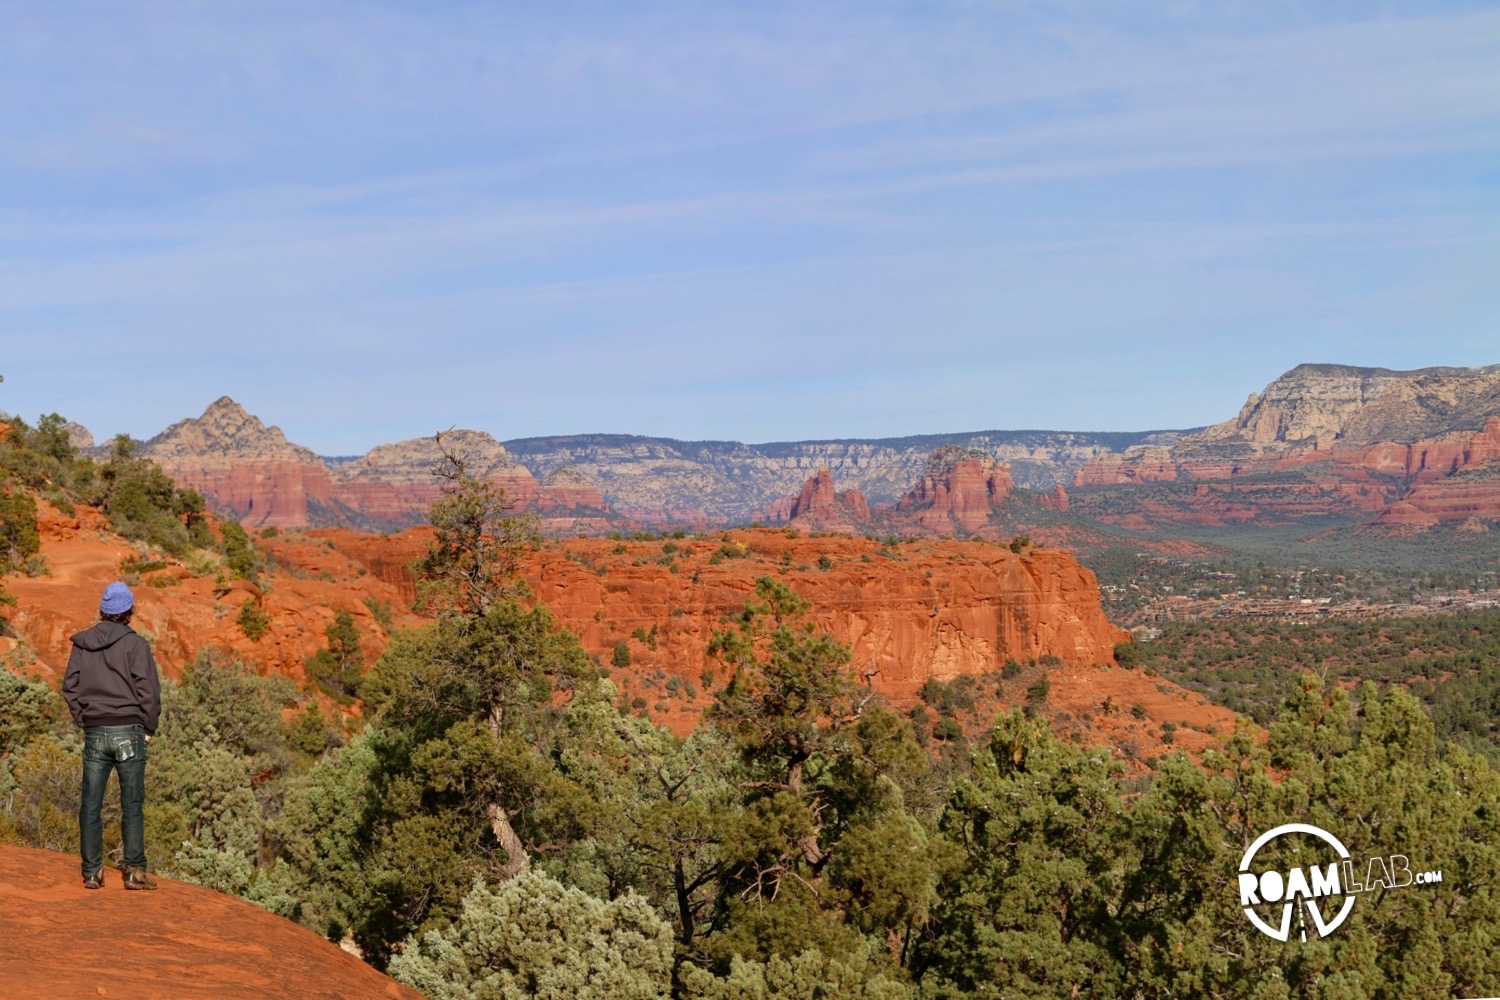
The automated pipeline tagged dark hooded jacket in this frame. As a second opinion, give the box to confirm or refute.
[62,621,161,734]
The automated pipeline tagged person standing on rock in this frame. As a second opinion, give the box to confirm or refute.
[62,581,161,891]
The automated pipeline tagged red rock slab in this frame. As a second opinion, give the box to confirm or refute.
[0,844,420,1000]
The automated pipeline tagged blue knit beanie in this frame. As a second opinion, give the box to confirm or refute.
[100,581,135,615]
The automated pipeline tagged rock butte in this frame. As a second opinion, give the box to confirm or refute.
[0,843,419,1000]
[896,449,1015,535]
[756,467,872,533]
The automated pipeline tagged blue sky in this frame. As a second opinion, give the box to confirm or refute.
[2,1,1497,454]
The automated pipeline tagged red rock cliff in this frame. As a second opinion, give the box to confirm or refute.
[317,529,1127,713]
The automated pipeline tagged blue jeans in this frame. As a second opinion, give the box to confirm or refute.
[80,725,148,877]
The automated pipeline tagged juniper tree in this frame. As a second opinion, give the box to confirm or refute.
[699,578,937,982]
[914,710,1129,998]
[411,430,540,617]
[353,590,599,959]
[307,609,364,702]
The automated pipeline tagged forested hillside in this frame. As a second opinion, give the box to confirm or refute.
[1124,611,1500,757]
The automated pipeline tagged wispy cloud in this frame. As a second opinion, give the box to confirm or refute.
[1,2,1496,450]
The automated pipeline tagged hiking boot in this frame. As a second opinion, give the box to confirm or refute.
[83,870,105,890]
[123,867,157,891]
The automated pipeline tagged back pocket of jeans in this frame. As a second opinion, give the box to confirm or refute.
[111,736,136,762]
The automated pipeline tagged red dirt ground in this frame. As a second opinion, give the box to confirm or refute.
[0,843,419,1000]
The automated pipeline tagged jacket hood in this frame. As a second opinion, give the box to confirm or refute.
[70,621,136,652]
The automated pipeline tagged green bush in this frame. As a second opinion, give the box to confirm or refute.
[220,520,263,583]
[388,872,674,999]
[237,599,270,641]
[0,489,40,572]
[0,412,83,493]
[932,717,964,742]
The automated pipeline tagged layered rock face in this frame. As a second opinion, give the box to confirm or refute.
[1,497,1130,738]
[131,399,1162,533]
[532,533,1128,705]
[327,430,540,526]
[1073,445,1178,486]
[1382,450,1500,527]
[142,397,342,528]
[112,364,1500,537]
[538,467,609,511]
[896,447,1014,534]
[312,528,1128,713]
[142,400,608,532]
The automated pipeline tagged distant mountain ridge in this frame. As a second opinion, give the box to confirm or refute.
[498,428,1183,523]
[136,399,609,532]
[97,362,1500,538]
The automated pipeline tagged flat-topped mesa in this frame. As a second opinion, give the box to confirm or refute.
[501,430,1168,523]
[529,534,1129,706]
[783,468,871,532]
[114,363,1500,537]
[1175,363,1500,459]
[897,446,1013,534]
[142,397,338,528]
[1066,366,1500,531]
